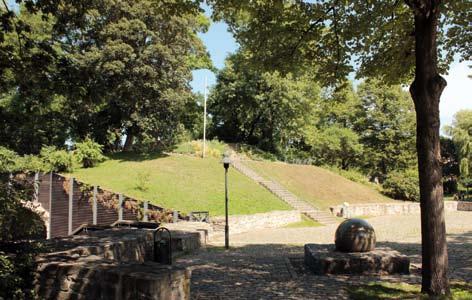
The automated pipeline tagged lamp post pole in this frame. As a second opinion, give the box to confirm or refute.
[224,165,229,249]
[223,155,230,249]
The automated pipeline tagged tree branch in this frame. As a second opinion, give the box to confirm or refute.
[333,2,340,79]
[288,6,335,59]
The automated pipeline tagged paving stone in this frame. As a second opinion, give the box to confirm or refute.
[178,211,471,299]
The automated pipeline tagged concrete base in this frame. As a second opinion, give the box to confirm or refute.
[304,244,410,275]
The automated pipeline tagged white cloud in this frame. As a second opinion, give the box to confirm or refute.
[440,61,472,126]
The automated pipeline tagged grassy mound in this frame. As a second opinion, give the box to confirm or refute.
[71,152,291,216]
[246,160,395,209]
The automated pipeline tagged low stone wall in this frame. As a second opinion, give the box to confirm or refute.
[164,222,214,244]
[212,210,301,235]
[330,201,471,218]
[458,201,472,211]
[34,229,190,300]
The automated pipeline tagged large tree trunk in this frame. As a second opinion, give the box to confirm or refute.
[409,0,449,296]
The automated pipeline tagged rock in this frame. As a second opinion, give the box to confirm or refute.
[335,218,376,252]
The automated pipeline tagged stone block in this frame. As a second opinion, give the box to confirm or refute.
[304,244,410,275]
[34,228,192,300]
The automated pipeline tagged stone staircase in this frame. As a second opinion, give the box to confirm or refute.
[231,159,339,226]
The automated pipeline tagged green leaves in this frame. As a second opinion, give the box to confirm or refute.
[210,0,471,85]
[74,138,106,168]
[355,79,417,180]
[209,53,321,153]
[445,110,472,180]
[1,0,212,153]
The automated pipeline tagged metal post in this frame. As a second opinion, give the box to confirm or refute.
[143,200,148,222]
[47,172,52,239]
[118,194,123,221]
[68,178,74,235]
[33,172,39,202]
[92,186,97,225]
[202,76,207,158]
[225,167,229,249]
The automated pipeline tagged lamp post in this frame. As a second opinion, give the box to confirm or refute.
[222,154,231,249]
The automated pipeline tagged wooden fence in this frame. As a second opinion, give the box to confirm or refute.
[35,173,169,238]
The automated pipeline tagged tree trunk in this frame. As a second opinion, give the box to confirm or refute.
[409,0,449,296]
[123,129,135,152]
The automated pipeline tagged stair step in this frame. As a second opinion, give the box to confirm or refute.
[231,153,340,226]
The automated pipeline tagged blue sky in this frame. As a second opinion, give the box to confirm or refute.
[189,4,237,95]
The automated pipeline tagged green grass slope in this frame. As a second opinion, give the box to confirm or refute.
[246,160,396,209]
[70,153,291,216]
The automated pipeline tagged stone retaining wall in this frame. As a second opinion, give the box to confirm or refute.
[457,201,472,211]
[330,201,472,218]
[212,210,301,235]
[35,229,190,300]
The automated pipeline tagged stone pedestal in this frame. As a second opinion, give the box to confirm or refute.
[34,229,192,300]
[304,244,410,275]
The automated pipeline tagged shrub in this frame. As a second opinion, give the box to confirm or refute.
[0,176,46,242]
[382,169,420,201]
[326,166,373,187]
[237,144,278,161]
[0,147,22,173]
[0,242,43,299]
[135,170,151,192]
[74,138,106,168]
[174,140,227,158]
[40,146,73,172]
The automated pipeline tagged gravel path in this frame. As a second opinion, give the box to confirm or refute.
[177,211,472,299]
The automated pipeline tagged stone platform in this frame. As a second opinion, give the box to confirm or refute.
[304,244,410,275]
[34,228,194,300]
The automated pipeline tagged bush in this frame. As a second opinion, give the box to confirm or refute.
[74,138,106,168]
[0,242,43,299]
[0,147,23,173]
[134,170,151,192]
[326,166,373,186]
[40,146,73,172]
[382,169,420,201]
[237,144,278,161]
[0,175,46,242]
[174,140,227,158]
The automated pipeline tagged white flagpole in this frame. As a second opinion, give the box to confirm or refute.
[203,76,207,158]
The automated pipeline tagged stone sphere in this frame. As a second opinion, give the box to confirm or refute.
[335,218,376,252]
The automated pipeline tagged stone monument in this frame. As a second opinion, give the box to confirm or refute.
[304,218,410,275]
[335,218,376,252]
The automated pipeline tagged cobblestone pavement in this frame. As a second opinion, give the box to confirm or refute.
[176,212,472,299]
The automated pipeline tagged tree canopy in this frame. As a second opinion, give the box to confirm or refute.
[209,1,471,84]
[209,54,320,153]
[0,0,211,153]
[445,110,472,182]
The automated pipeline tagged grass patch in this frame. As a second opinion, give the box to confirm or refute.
[348,281,472,300]
[246,160,395,210]
[284,215,322,228]
[173,140,228,158]
[70,153,291,216]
